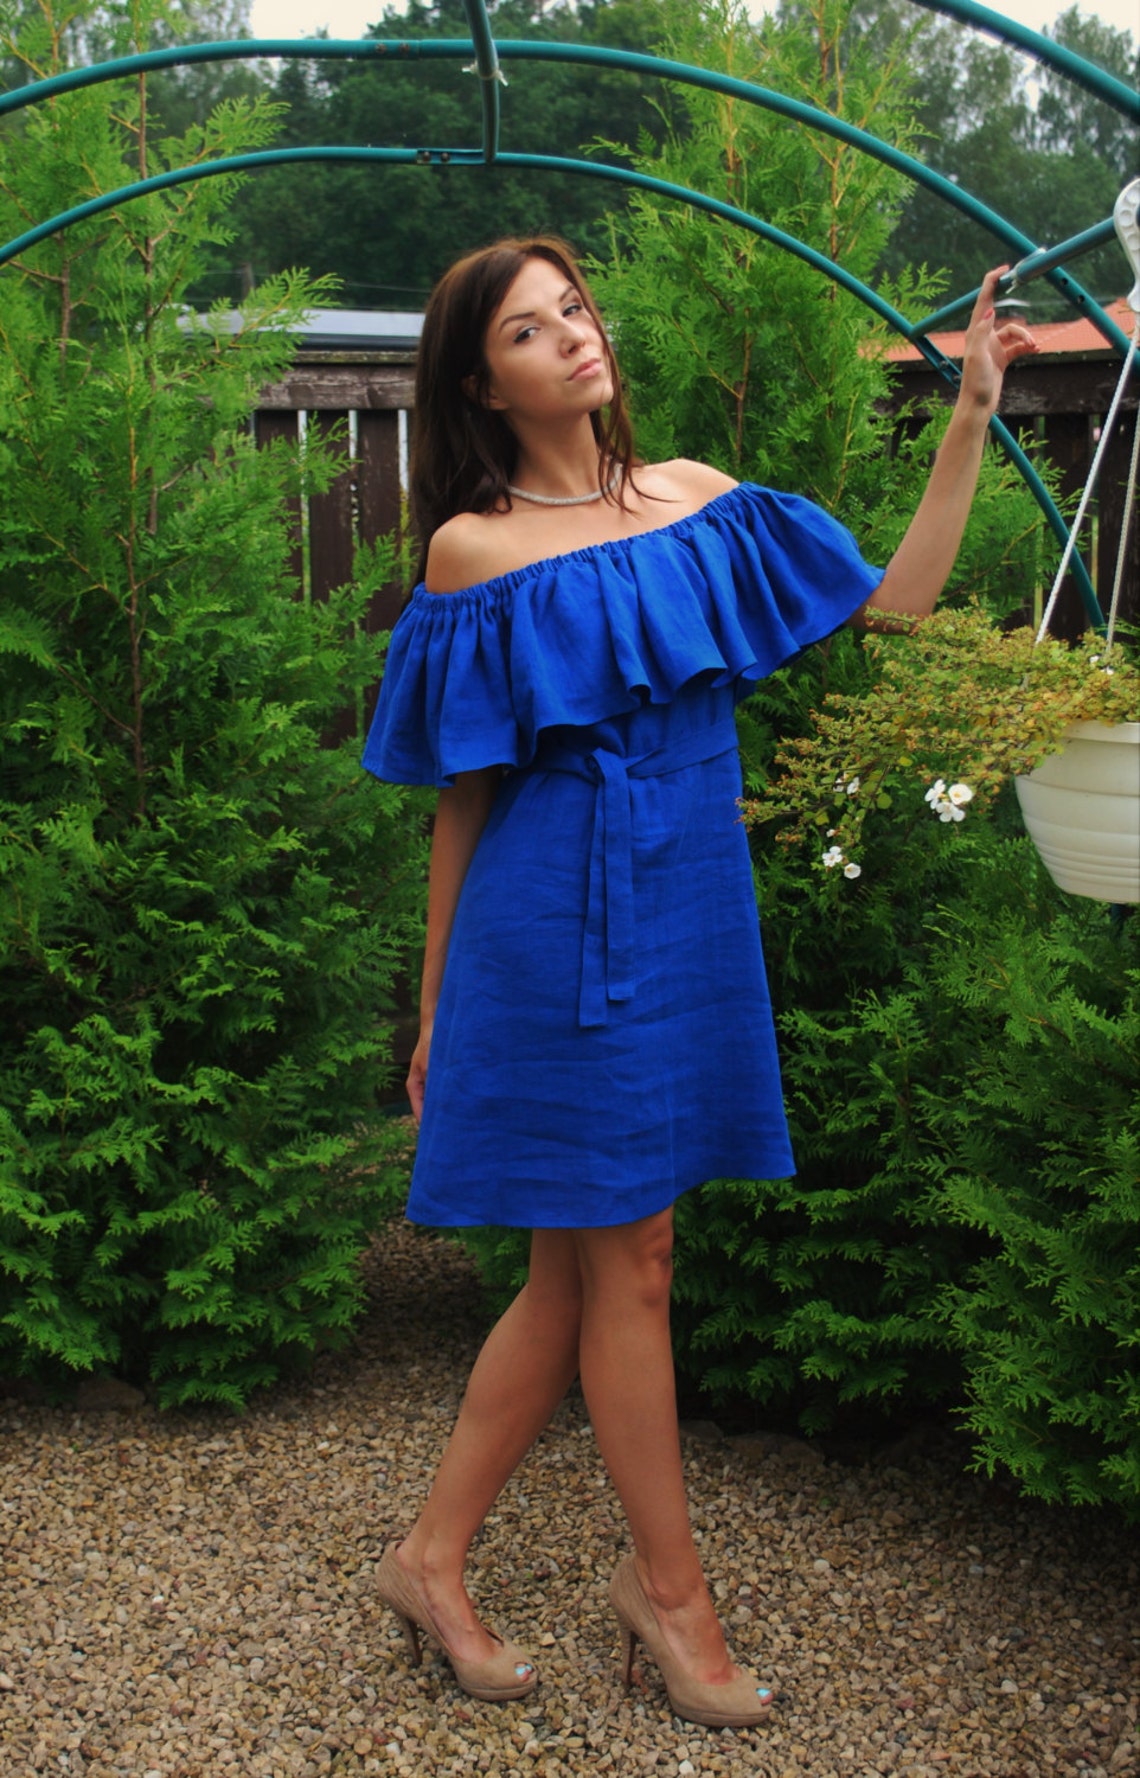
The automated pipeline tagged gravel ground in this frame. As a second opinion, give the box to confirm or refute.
[2,1220,1138,1778]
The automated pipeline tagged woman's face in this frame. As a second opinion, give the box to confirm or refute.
[477,256,614,425]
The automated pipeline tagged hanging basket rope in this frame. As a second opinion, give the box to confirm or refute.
[1036,177,1140,649]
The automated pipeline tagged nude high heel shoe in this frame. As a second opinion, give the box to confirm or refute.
[610,1556,774,1729]
[376,1545,538,1703]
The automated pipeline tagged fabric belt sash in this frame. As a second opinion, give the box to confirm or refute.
[534,718,740,1028]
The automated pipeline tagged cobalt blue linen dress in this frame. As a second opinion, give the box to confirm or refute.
[363,482,883,1228]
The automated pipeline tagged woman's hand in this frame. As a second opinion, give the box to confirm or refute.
[860,268,1038,624]
[957,265,1038,419]
[407,1021,432,1125]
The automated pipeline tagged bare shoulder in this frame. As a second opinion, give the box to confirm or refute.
[645,458,739,504]
[423,511,516,595]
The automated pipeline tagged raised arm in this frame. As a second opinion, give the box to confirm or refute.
[858,267,1038,626]
[408,766,501,1122]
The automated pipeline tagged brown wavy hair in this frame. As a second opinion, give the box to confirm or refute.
[409,236,640,584]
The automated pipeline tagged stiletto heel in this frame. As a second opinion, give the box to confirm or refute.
[376,1544,538,1703]
[618,1621,637,1688]
[393,1609,422,1668]
[609,1556,774,1729]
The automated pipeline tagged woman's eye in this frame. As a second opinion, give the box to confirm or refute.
[564,301,582,316]
[513,325,537,344]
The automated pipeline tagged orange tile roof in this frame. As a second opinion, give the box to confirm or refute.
[884,294,1137,361]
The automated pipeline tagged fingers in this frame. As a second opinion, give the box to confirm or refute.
[966,266,1013,335]
[995,321,1038,360]
[406,1026,431,1124]
[969,265,1006,326]
[966,269,1038,370]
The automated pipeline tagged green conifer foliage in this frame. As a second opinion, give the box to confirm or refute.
[0,2,427,1408]
[672,826,1140,1515]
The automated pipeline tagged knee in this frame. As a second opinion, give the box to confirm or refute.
[582,1210,675,1314]
[634,1218,675,1307]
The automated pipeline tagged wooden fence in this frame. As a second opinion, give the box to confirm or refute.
[256,341,1139,653]
[256,353,414,635]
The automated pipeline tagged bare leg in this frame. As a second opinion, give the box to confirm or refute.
[575,1208,737,1685]
[394,1227,582,1665]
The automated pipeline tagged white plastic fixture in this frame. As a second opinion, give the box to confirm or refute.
[1014,722,1140,904]
[1114,176,1140,316]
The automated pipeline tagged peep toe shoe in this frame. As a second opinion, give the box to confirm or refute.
[610,1556,775,1729]
[376,1544,538,1703]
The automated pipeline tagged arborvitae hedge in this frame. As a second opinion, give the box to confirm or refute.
[675,779,1140,1516]
[0,2,427,1408]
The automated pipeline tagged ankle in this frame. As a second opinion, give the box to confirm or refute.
[398,1530,468,1592]
[637,1555,710,1618]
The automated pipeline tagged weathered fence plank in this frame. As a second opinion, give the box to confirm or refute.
[306,410,356,604]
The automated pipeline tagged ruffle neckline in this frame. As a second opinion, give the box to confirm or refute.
[363,482,883,786]
[408,483,748,604]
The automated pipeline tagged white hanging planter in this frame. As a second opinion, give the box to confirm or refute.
[1012,184,1140,907]
[1014,721,1140,904]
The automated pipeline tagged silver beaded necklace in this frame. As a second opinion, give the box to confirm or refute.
[507,465,620,506]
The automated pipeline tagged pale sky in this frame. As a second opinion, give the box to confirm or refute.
[249,0,1139,53]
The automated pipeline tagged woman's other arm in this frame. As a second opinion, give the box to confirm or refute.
[858,267,1038,626]
[408,766,501,1122]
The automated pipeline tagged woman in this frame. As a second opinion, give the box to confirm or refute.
[364,237,1036,1726]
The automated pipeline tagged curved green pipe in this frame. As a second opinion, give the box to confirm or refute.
[908,0,1140,115]
[461,0,500,163]
[0,141,1101,625]
[0,37,1129,353]
[921,216,1120,333]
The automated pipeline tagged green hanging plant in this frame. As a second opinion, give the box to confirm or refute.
[744,604,1140,887]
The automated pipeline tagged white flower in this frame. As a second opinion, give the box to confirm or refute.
[822,845,845,868]
[926,777,969,824]
[846,777,861,795]
[826,827,838,837]
[843,861,862,879]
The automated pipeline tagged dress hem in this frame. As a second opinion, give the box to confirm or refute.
[403,1162,796,1232]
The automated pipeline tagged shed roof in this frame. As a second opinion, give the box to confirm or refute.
[288,309,423,353]
[884,296,1137,362]
[184,307,424,353]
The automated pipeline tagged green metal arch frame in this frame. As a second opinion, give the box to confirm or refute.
[2,3,1136,622]
[0,36,1131,354]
